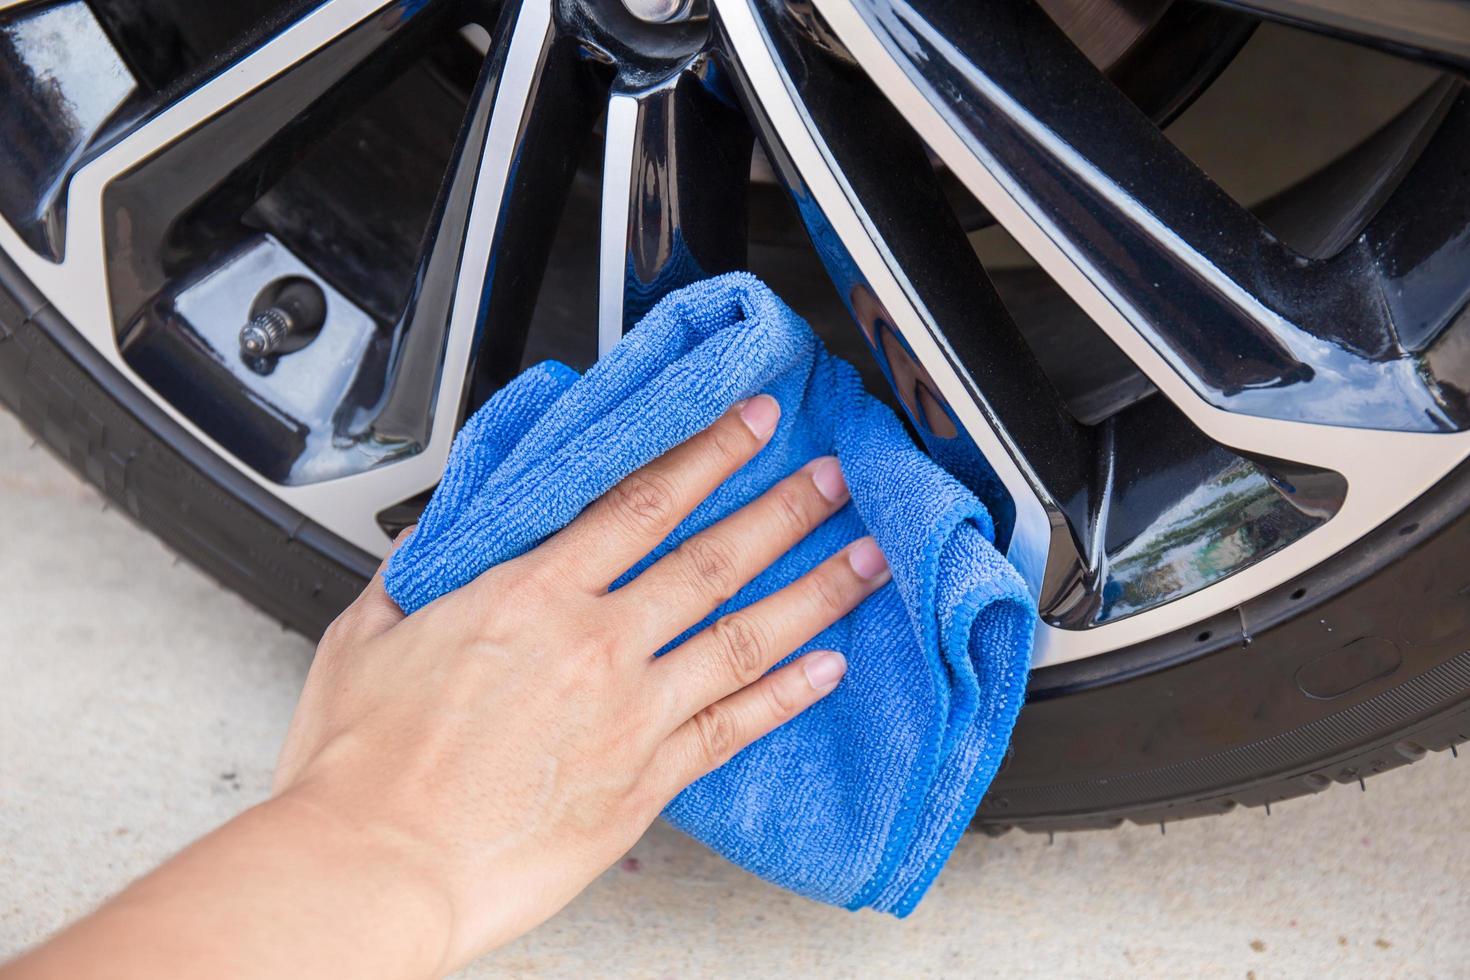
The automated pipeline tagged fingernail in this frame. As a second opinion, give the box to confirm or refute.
[802,650,847,690]
[848,537,889,581]
[811,457,848,504]
[738,394,781,440]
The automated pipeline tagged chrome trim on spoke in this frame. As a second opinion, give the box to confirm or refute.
[598,94,640,356]
[598,66,751,357]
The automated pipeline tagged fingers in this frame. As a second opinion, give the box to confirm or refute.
[652,537,888,726]
[533,395,782,592]
[609,455,852,650]
[649,649,848,797]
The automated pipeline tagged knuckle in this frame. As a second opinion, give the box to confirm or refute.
[318,610,357,651]
[513,556,576,605]
[577,621,624,668]
[710,613,770,684]
[514,560,559,598]
[676,535,740,601]
[449,586,519,644]
[705,422,749,465]
[692,704,738,763]
[626,780,672,826]
[607,472,676,534]
[806,570,848,616]
[471,608,515,648]
[772,484,814,535]
[763,677,801,717]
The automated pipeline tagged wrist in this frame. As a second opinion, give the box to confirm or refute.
[7,790,462,980]
[242,790,461,978]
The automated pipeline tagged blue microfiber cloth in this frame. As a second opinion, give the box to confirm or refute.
[385,272,1035,915]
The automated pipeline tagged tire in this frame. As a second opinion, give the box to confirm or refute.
[2,0,1468,833]
[981,455,1470,833]
[0,252,371,638]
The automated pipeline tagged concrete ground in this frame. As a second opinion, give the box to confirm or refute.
[1,404,1468,979]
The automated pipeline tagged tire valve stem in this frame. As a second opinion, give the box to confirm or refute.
[238,277,327,362]
[239,308,292,357]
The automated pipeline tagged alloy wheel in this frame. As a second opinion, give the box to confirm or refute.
[1,0,1467,667]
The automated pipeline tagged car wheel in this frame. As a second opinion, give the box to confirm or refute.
[2,0,1468,831]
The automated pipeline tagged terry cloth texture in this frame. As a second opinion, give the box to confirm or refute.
[384,272,1035,915]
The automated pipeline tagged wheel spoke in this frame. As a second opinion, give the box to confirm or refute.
[0,0,141,258]
[281,0,596,556]
[97,0,456,335]
[1349,84,1470,351]
[813,0,1464,435]
[68,0,464,556]
[1197,0,1470,73]
[371,0,597,450]
[312,0,604,554]
[720,0,1470,662]
[598,69,752,354]
[717,0,1333,638]
[0,0,597,556]
[714,0,1075,598]
[0,0,336,261]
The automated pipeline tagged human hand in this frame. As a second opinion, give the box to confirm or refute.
[272,394,890,972]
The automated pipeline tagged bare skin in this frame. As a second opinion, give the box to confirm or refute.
[2,395,889,979]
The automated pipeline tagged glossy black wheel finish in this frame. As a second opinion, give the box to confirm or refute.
[719,0,1361,631]
[0,0,319,260]
[0,4,1468,664]
[106,2,464,482]
[601,65,752,336]
[847,0,1470,433]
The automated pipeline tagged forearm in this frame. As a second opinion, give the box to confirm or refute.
[2,794,454,980]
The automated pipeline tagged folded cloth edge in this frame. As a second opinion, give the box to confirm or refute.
[847,493,1033,914]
